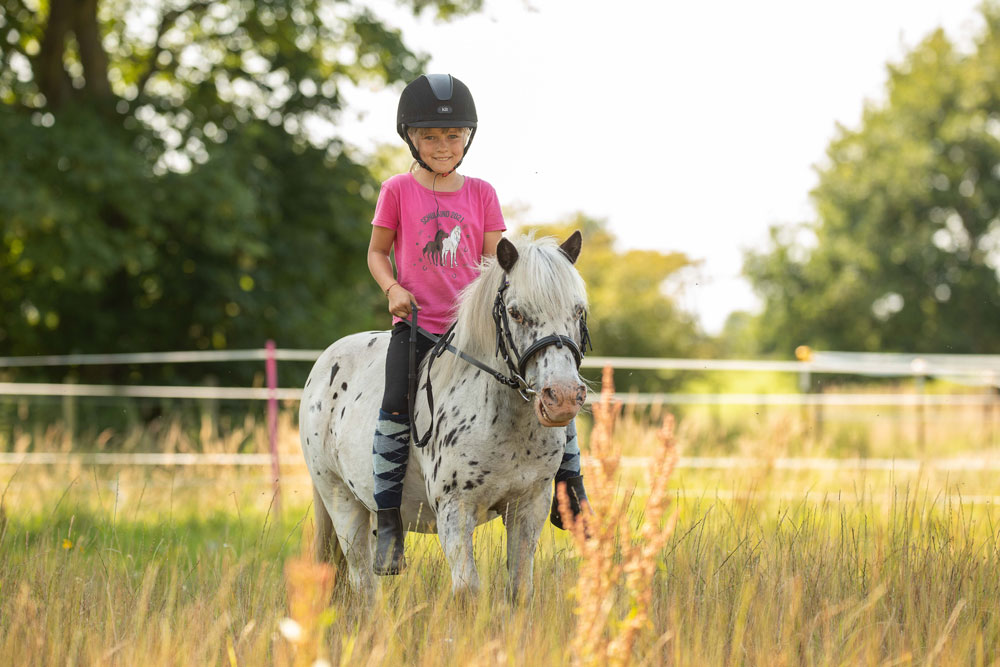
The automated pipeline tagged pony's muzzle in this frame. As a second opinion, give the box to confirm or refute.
[536,382,586,426]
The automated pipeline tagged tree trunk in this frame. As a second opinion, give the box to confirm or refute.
[74,0,112,102]
[35,0,74,109]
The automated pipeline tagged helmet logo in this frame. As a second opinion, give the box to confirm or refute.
[437,105,453,114]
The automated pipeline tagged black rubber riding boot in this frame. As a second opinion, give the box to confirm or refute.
[373,508,407,575]
[550,475,590,530]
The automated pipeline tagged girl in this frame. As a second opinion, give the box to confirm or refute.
[367,74,589,575]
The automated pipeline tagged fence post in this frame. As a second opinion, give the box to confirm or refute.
[266,340,281,514]
[795,346,814,441]
[911,358,927,454]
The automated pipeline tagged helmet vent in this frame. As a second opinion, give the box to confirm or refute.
[425,73,454,100]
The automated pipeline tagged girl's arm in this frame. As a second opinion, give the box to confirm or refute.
[368,226,419,318]
[483,231,502,257]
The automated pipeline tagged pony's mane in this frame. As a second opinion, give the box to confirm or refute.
[431,234,588,389]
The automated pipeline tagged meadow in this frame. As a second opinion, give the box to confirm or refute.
[2,373,1000,665]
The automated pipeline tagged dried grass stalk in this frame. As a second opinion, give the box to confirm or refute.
[279,525,336,667]
[560,365,679,667]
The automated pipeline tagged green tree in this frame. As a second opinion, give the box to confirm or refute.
[745,5,1000,355]
[0,0,481,380]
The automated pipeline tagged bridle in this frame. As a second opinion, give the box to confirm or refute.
[491,276,590,401]
[407,274,592,447]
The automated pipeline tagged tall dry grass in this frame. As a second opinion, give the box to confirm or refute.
[4,369,1000,664]
[559,366,679,666]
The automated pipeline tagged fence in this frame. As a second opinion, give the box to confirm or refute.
[3,345,1000,506]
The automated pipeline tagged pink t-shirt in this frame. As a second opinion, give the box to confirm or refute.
[372,173,506,333]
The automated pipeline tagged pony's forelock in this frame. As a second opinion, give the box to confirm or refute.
[432,234,587,388]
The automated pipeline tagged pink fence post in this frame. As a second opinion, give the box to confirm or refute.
[266,339,281,514]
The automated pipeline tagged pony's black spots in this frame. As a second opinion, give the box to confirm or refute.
[491,414,499,425]
[525,448,532,456]
[367,337,378,348]
[313,401,323,412]
[463,480,475,490]
[306,378,312,387]
[441,427,459,449]
[354,392,362,402]
[329,363,340,385]
[551,448,560,455]
[340,407,346,418]
[348,479,355,488]
[469,414,477,423]
[476,475,485,486]
[433,457,441,481]
[306,437,311,446]
[469,460,478,466]
[341,381,348,391]
[332,392,338,400]
[449,386,456,396]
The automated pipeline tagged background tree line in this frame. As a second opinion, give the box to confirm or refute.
[737,4,1000,357]
[0,0,479,384]
[5,0,1000,395]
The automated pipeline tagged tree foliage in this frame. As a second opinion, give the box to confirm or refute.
[0,0,480,380]
[744,5,1000,355]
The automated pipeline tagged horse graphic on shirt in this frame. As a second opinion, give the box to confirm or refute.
[421,229,448,266]
[441,226,462,268]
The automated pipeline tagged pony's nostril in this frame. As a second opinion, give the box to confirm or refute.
[575,386,587,404]
[542,387,558,404]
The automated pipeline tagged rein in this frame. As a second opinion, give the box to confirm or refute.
[406,274,592,448]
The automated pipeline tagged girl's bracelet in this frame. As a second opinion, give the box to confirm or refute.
[384,282,399,296]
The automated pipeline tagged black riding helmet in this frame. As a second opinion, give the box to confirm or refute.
[397,74,478,174]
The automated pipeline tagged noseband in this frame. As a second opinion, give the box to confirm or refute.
[407,274,592,446]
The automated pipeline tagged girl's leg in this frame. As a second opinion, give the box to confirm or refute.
[372,322,434,575]
[550,419,590,529]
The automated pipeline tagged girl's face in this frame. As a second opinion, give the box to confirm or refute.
[413,127,466,174]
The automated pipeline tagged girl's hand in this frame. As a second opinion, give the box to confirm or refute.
[387,284,420,319]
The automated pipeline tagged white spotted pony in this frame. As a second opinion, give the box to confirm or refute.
[299,232,589,599]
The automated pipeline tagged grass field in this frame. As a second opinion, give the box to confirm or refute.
[3,379,1000,665]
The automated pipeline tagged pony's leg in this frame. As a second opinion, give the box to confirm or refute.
[436,499,480,596]
[317,480,376,599]
[313,485,346,571]
[503,487,551,602]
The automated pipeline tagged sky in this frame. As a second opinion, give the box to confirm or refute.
[337,0,986,334]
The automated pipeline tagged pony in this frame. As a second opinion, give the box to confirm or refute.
[299,232,589,600]
[440,225,462,268]
[421,229,448,265]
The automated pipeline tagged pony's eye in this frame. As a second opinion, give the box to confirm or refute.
[508,306,524,324]
[574,305,585,319]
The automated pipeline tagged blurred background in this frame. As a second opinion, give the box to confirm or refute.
[2,0,1000,454]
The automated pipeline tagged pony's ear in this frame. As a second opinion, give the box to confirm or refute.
[559,230,582,264]
[497,238,519,272]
